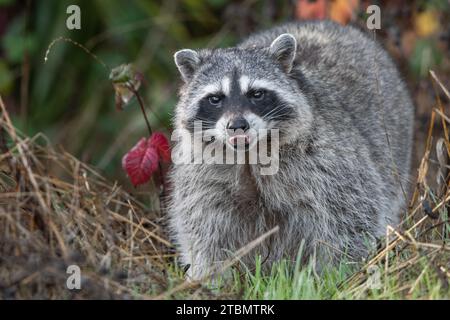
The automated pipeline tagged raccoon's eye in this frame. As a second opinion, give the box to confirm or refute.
[249,89,265,101]
[207,94,223,105]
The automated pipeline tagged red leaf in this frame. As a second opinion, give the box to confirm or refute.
[149,132,171,163]
[122,138,159,187]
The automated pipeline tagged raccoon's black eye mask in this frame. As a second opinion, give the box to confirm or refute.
[184,87,294,133]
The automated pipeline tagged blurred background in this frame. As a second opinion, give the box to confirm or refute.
[0,0,449,192]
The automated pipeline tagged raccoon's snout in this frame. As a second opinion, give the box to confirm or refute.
[219,114,264,150]
[226,117,250,132]
[225,117,251,149]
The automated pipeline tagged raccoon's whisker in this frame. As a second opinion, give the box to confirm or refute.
[194,117,216,122]
[262,109,282,120]
[262,105,291,120]
[267,109,292,119]
[193,117,217,127]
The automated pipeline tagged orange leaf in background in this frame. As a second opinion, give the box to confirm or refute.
[329,0,359,25]
[401,30,417,57]
[296,0,327,20]
[415,10,440,37]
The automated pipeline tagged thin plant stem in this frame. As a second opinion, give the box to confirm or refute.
[128,85,166,214]
[44,36,108,70]
[128,86,153,136]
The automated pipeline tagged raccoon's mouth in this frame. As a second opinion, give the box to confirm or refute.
[227,134,252,151]
[229,134,249,145]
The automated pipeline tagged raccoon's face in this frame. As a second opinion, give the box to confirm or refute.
[173,34,312,150]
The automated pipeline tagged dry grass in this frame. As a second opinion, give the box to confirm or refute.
[0,71,449,299]
[0,95,174,299]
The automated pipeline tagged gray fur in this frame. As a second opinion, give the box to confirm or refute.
[169,21,414,280]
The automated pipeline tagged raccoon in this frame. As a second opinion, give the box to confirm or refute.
[169,21,414,280]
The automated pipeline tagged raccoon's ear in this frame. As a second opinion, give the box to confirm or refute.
[269,33,297,73]
[174,49,200,82]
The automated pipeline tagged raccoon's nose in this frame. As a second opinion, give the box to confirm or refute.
[227,117,250,131]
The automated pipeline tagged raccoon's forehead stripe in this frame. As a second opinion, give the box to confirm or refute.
[239,76,289,94]
[190,76,231,104]
[247,79,284,93]
[198,83,220,97]
[221,77,231,96]
[239,75,251,93]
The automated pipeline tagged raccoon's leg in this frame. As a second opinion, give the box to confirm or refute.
[169,190,238,281]
[179,217,223,281]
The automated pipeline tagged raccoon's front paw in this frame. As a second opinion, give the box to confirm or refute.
[183,262,213,282]
[184,262,235,286]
